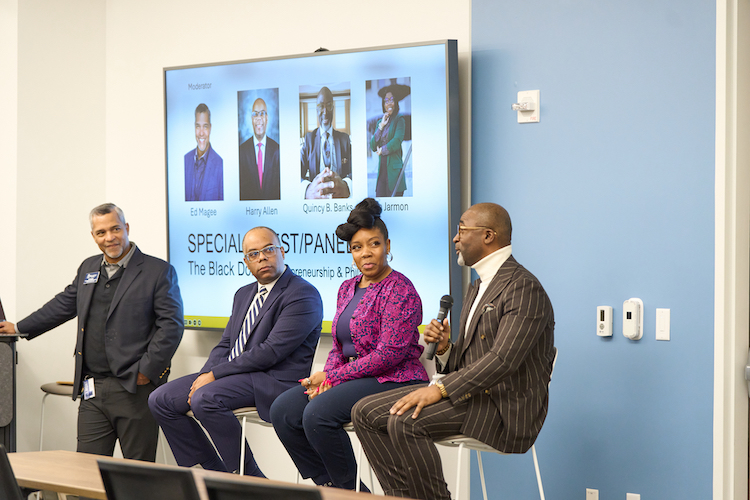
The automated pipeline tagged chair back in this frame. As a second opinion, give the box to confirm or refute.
[0,444,24,500]
[203,476,322,500]
[311,333,332,374]
[98,459,201,500]
[549,347,559,386]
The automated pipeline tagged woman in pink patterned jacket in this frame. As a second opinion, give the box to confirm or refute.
[270,198,428,491]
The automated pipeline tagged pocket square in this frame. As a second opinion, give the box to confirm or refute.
[482,304,495,314]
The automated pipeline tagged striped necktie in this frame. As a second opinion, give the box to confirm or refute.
[229,286,267,361]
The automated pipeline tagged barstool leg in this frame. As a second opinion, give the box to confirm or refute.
[477,451,488,500]
[39,393,50,451]
[455,442,465,500]
[532,445,545,500]
[355,442,362,492]
[239,415,247,475]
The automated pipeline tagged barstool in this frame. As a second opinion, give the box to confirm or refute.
[38,382,74,451]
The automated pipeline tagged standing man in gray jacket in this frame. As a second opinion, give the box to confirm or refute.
[0,203,184,461]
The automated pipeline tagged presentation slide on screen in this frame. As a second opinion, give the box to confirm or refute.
[165,42,454,330]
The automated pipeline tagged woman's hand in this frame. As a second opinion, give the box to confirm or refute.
[308,379,331,400]
[302,371,329,400]
[379,112,391,130]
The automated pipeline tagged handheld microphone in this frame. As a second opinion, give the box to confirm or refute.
[425,295,454,360]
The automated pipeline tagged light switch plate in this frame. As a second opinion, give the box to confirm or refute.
[656,308,670,341]
[517,90,540,123]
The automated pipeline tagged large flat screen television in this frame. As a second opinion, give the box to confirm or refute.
[164,40,460,330]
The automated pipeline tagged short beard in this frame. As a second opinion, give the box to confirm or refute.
[457,252,466,267]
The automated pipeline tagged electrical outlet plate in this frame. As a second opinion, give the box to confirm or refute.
[517,90,540,123]
[586,488,599,500]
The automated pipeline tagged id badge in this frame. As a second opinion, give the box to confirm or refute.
[83,378,96,400]
[84,272,100,285]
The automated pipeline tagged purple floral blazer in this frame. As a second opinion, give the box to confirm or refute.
[324,270,429,385]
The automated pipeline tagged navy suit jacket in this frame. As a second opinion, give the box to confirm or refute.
[201,267,323,420]
[184,146,224,201]
[18,247,184,399]
[239,136,280,200]
[300,128,352,182]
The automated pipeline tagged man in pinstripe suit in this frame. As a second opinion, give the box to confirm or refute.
[352,203,555,500]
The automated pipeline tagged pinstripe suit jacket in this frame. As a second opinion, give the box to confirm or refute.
[440,255,555,453]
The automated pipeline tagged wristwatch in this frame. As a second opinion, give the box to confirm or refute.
[435,380,448,399]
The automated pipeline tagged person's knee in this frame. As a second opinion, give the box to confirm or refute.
[147,384,167,414]
[271,386,306,429]
[189,386,220,419]
[269,392,286,426]
[351,398,367,428]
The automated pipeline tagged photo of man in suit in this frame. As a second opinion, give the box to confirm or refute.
[149,226,323,477]
[185,103,224,201]
[352,203,556,500]
[0,203,184,461]
[239,97,281,200]
[301,86,352,199]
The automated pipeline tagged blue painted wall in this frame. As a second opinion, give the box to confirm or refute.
[471,1,715,498]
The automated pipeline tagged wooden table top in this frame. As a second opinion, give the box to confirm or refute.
[8,450,404,500]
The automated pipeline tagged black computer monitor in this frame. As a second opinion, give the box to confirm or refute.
[203,476,323,500]
[97,459,202,500]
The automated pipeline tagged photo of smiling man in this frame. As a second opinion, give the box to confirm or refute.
[185,103,224,201]
[239,89,281,201]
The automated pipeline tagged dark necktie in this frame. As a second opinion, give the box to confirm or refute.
[323,132,331,168]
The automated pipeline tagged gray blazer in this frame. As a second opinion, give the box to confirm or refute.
[18,247,184,399]
[441,255,555,453]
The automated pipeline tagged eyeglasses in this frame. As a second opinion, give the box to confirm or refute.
[456,225,497,239]
[316,102,334,112]
[251,111,267,119]
[384,96,395,103]
[244,245,281,261]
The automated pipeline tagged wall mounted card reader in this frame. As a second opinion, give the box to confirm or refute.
[623,298,643,340]
[596,306,613,337]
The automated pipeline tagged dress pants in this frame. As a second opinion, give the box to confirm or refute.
[352,384,468,500]
[77,377,158,461]
[269,378,421,490]
[148,372,263,475]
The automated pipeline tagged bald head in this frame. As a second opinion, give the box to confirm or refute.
[242,226,285,284]
[317,86,334,130]
[468,203,512,247]
[251,98,268,141]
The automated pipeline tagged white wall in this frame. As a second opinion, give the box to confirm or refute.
[9,0,472,495]
[13,0,106,454]
[0,0,18,323]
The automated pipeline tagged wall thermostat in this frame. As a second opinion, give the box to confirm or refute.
[596,305,613,337]
[623,298,643,340]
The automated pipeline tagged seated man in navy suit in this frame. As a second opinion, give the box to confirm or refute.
[149,226,323,477]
